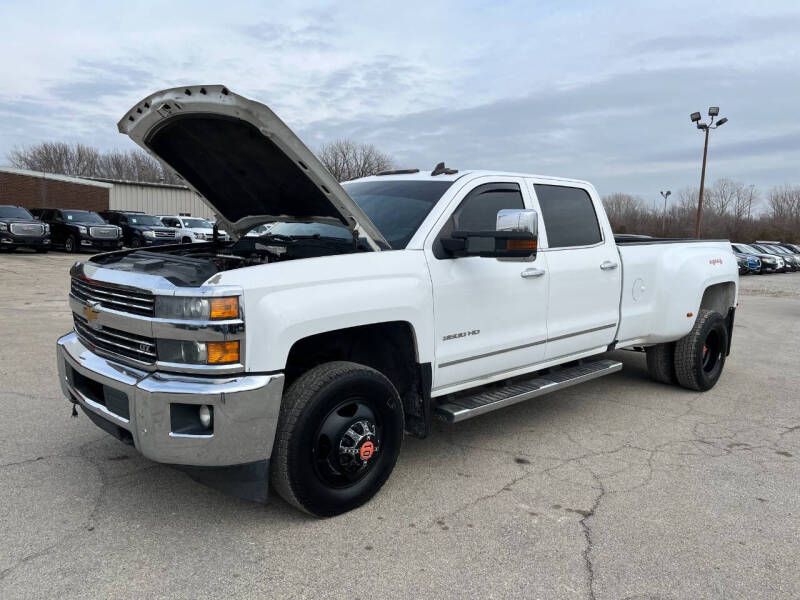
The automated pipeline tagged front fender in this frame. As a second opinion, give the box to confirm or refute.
[213,251,434,372]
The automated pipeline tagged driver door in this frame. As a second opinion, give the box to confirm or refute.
[425,177,549,393]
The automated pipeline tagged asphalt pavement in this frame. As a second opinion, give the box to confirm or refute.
[1,251,798,599]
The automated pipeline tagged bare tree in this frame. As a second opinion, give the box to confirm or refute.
[8,141,179,184]
[317,139,394,182]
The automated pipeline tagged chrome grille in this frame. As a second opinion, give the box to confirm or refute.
[89,226,118,239]
[10,223,44,236]
[73,314,156,364]
[70,277,155,317]
[154,230,176,238]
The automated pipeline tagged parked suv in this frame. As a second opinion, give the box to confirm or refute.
[99,210,179,248]
[0,205,50,252]
[157,215,230,243]
[36,208,122,253]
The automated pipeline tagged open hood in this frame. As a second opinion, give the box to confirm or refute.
[117,85,387,248]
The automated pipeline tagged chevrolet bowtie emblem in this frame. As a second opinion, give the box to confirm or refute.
[83,301,101,323]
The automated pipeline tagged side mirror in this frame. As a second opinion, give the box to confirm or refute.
[442,209,538,259]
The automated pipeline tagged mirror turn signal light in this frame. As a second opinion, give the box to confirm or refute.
[210,297,239,319]
[207,340,240,364]
[506,239,537,251]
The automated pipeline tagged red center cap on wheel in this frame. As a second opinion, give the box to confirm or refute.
[360,441,375,461]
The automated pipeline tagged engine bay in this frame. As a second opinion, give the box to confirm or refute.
[90,233,366,287]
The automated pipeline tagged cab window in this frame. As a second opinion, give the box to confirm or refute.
[434,182,524,258]
[534,184,602,248]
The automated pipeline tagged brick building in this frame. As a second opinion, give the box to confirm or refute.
[0,167,112,211]
[0,167,213,218]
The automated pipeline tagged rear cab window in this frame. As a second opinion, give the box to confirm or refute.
[533,184,602,248]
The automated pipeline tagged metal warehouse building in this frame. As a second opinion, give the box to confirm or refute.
[0,166,214,218]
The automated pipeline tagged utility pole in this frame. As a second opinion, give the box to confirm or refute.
[690,107,728,238]
[660,190,671,236]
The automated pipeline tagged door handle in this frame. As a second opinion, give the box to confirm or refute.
[521,268,546,278]
[600,261,618,270]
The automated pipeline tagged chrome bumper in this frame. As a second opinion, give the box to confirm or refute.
[57,332,284,467]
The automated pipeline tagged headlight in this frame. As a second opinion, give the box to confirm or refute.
[157,339,240,365]
[77,225,88,234]
[155,296,239,320]
[142,230,156,238]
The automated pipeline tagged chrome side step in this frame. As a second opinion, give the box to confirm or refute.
[435,359,622,423]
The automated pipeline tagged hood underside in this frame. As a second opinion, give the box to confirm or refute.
[117,85,386,248]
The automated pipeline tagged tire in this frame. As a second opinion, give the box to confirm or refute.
[182,237,192,244]
[64,235,76,253]
[674,309,728,391]
[645,343,676,385]
[271,361,404,517]
[130,237,141,249]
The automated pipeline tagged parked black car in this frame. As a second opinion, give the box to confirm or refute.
[35,208,123,253]
[0,205,51,252]
[99,210,179,248]
[756,241,800,264]
[751,243,799,272]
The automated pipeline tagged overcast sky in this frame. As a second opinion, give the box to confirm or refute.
[1,0,799,203]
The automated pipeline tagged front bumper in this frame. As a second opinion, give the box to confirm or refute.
[80,235,124,250]
[0,233,50,248]
[132,236,178,247]
[57,332,284,469]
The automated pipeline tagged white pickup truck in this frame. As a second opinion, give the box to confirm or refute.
[57,85,739,516]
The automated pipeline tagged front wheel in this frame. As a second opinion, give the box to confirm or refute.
[64,235,76,253]
[674,309,728,391]
[130,237,142,249]
[270,361,404,517]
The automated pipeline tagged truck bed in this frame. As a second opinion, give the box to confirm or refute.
[614,236,738,348]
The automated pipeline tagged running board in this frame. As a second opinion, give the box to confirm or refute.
[435,359,622,423]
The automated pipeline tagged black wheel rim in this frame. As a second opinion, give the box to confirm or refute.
[65,238,74,252]
[702,330,722,373]
[312,397,382,488]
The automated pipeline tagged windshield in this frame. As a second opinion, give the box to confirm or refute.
[771,245,790,254]
[182,218,213,229]
[753,244,779,255]
[342,180,454,248]
[129,215,165,226]
[0,206,33,219]
[63,210,105,224]
[733,244,759,254]
[265,221,352,240]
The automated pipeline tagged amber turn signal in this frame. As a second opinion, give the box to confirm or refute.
[506,239,537,251]
[210,297,239,320]
[207,341,240,364]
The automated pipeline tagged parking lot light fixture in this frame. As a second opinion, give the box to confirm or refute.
[689,106,728,238]
[660,190,672,236]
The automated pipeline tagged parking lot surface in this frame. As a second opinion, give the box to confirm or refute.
[1,251,799,599]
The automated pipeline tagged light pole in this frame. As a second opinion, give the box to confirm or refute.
[690,107,728,238]
[660,190,671,236]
